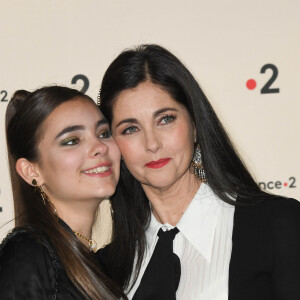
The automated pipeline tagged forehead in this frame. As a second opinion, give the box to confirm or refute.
[48,97,100,120]
[113,81,185,116]
[41,98,103,136]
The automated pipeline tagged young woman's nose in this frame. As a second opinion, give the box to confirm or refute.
[90,139,109,157]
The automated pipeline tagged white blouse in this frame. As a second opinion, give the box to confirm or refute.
[126,183,235,300]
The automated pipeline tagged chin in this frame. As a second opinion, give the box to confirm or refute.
[97,186,115,199]
[99,183,114,190]
[146,178,176,189]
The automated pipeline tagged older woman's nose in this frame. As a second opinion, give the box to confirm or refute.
[145,130,162,153]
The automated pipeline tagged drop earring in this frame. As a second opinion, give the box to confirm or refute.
[190,141,207,182]
[32,179,49,205]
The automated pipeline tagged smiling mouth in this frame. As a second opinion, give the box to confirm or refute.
[83,166,110,174]
[145,158,171,169]
[82,163,112,177]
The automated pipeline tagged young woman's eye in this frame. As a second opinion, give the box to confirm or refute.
[159,115,176,125]
[122,126,138,135]
[61,137,80,146]
[98,130,112,139]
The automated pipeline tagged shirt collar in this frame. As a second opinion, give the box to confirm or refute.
[146,183,224,262]
[177,183,223,262]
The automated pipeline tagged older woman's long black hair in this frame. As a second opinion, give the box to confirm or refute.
[99,44,272,290]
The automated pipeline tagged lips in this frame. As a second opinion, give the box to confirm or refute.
[82,162,112,177]
[145,158,171,169]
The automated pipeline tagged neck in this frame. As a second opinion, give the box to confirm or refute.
[51,199,101,249]
[142,172,201,226]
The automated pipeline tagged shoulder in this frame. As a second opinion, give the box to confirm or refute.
[268,197,300,223]
[234,196,300,242]
[260,197,300,235]
[266,198,300,242]
[0,226,51,261]
[236,196,300,219]
[0,227,57,298]
[0,226,56,271]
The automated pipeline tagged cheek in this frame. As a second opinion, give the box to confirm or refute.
[40,149,83,177]
[107,139,121,159]
[169,124,194,155]
[108,142,121,171]
[115,138,140,163]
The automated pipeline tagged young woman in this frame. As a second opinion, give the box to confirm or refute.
[0,86,125,299]
[97,44,300,299]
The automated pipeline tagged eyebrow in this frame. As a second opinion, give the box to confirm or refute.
[153,107,178,117]
[115,107,178,128]
[55,119,109,139]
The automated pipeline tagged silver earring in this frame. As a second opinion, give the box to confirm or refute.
[191,143,207,182]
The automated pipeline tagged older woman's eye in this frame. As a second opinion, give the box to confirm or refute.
[122,126,138,135]
[99,130,112,139]
[159,114,176,125]
[61,137,80,146]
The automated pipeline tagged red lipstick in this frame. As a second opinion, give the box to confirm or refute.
[145,158,171,169]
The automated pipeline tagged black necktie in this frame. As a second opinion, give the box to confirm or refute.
[133,227,181,300]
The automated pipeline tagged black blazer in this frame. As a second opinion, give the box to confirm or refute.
[229,197,300,300]
[98,197,300,299]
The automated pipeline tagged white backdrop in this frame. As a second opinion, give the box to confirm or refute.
[1,0,299,244]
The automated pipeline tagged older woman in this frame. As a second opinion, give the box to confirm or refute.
[1,86,125,299]
[98,45,300,300]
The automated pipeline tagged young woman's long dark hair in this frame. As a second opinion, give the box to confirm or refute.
[6,86,125,299]
[99,44,275,290]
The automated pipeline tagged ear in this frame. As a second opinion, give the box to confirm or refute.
[15,158,44,186]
